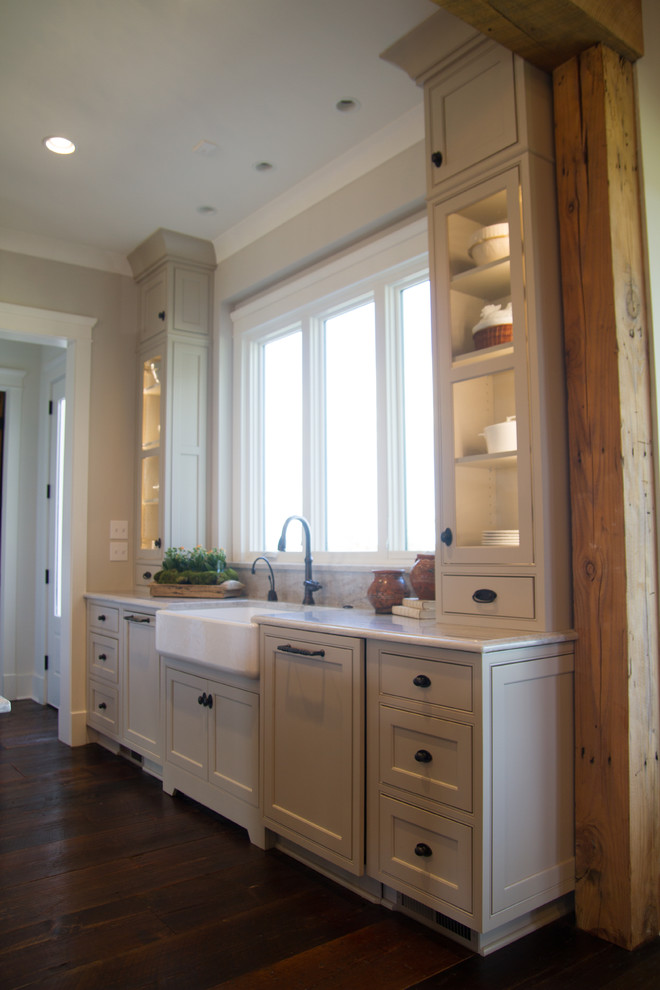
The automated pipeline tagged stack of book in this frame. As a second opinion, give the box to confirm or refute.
[391,597,436,619]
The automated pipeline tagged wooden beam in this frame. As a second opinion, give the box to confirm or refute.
[553,43,659,950]
[431,1,643,70]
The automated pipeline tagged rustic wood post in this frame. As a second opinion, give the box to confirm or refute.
[553,43,659,949]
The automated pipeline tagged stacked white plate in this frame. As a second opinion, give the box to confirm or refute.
[482,529,519,546]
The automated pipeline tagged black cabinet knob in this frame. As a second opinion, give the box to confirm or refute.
[142,571,152,580]
[154,538,162,549]
[430,151,443,168]
[98,654,107,661]
[98,702,107,711]
[198,694,205,706]
[158,311,166,321]
[472,588,497,604]
[98,614,106,622]
[206,694,213,710]
[414,842,433,858]
[413,674,431,688]
[414,749,433,764]
[440,527,453,546]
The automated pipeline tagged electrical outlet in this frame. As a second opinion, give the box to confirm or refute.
[109,541,128,561]
[109,520,128,540]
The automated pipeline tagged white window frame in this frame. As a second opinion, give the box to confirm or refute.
[232,217,430,565]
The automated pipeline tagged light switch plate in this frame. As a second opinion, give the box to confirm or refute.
[109,541,128,561]
[110,520,128,539]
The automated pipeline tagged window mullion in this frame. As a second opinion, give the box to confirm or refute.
[306,315,326,551]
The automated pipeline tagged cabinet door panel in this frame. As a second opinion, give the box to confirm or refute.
[262,632,364,873]
[490,657,575,913]
[164,666,207,779]
[379,705,472,812]
[208,682,259,805]
[123,614,161,759]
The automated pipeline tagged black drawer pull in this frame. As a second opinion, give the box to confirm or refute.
[98,654,107,661]
[472,588,497,604]
[413,674,431,688]
[198,693,206,706]
[414,749,432,764]
[430,150,443,168]
[440,527,453,546]
[277,644,326,658]
[124,615,151,623]
[206,694,213,710]
[98,702,107,711]
[414,842,432,858]
[98,614,106,622]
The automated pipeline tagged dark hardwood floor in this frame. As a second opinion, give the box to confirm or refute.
[1,701,658,989]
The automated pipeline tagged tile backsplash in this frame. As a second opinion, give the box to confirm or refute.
[229,562,415,610]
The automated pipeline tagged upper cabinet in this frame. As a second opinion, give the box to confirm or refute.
[384,22,570,632]
[423,38,554,198]
[129,229,215,582]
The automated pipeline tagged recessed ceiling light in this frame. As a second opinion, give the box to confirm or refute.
[335,98,360,113]
[254,161,274,172]
[43,136,76,155]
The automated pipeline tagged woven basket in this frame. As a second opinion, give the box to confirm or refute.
[473,323,513,350]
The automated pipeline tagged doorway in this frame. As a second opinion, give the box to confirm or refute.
[0,302,95,745]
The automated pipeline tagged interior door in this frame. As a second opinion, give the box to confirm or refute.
[45,375,66,708]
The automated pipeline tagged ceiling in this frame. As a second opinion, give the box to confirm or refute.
[0,0,446,269]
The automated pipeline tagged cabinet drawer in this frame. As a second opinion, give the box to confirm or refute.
[442,574,535,620]
[379,651,473,712]
[379,794,472,912]
[88,634,119,683]
[380,706,472,812]
[88,682,119,734]
[88,603,120,634]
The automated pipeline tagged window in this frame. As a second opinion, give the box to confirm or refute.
[233,219,434,562]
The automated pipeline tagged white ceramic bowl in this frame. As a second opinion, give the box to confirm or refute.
[468,222,509,266]
[480,416,517,454]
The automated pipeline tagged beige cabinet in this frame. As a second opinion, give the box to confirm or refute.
[137,260,211,343]
[87,601,120,739]
[421,34,571,632]
[422,38,553,198]
[366,638,575,952]
[162,659,264,847]
[122,609,161,762]
[136,333,209,575]
[261,627,365,875]
[129,230,214,583]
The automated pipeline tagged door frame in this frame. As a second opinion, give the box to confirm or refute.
[0,302,95,745]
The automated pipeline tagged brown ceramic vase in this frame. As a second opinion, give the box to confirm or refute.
[367,569,408,614]
[409,553,435,601]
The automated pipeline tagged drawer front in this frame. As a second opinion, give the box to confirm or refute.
[89,634,119,683]
[88,682,119,735]
[380,706,472,812]
[379,652,473,712]
[442,574,535,620]
[379,794,472,912]
[88,603,120,634]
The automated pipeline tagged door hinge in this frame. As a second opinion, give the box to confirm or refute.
[44,656,49,671]
[45,569,49,584]
[46,483,51,499]
[48,399,53,415]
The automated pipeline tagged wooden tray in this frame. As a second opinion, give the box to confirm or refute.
[149,584,245,598]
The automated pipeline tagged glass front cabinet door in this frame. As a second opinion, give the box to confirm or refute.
[139,350,163,561]
[432,162,570,630]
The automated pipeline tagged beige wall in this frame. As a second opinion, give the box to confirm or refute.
[0,251,138,593]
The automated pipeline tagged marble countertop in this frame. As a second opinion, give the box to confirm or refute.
[86,591,575,653]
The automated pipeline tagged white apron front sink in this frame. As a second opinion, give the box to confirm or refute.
[155,600,289,678]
